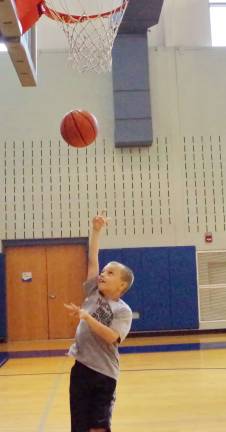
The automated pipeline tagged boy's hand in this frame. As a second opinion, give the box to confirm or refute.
[92,210,110,232]
[64,303,89,320]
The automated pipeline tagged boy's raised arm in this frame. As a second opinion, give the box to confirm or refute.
[87,212,109,280]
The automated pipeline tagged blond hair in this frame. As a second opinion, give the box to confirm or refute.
[108,261,134,294]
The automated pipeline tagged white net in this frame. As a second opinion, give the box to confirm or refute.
[43,0,128,72]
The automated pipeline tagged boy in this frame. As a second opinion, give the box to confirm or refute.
[65,212,134,432]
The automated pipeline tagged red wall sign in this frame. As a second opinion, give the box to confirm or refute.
[205,232,213,243]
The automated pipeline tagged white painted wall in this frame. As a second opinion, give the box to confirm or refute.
[0,50,175,248]
[149,47,226,250]
[1,47,226,253]
[149,0,212,47]
[37,15,68,51]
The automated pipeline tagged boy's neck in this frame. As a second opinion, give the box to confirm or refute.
[99,289,120,302]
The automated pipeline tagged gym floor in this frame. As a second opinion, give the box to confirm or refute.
[1,333,226,431]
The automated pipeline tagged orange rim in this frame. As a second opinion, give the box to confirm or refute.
[41,1,128,23]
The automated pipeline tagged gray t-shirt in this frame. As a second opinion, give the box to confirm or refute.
[68,277,132,380]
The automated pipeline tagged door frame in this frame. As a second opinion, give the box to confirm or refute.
[3,236,88,273]
[3,237,89,341]
[3,237,88,249]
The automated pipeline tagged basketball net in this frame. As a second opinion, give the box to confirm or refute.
[41,0,128,73]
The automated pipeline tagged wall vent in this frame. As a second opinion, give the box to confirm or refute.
[197,251,226,328]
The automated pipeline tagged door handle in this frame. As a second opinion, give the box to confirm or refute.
[49,294,56,299]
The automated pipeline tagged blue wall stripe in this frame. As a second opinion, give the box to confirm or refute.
[1,341,226,365]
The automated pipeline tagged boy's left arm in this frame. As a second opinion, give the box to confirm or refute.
[64,303,120,344]
[84,312,120,344]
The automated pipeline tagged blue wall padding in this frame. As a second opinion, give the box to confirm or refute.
[141,248,171,330]
[99,246,198,332]
[121,248,146,331]
[0,254,6,340]
[169,247,199,329]
[99,248,143,331]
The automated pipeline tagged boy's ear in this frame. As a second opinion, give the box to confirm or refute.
[120,280,127,292]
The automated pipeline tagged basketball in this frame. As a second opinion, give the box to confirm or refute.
[60,109,99,148]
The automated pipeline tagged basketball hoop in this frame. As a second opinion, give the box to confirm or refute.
[41,0,128,73]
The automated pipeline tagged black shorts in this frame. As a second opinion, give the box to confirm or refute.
[70,361,117,432]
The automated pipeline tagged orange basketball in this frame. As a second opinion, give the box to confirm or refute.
[60,109,99,148]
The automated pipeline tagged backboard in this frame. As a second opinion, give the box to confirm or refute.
[0,0,37,86]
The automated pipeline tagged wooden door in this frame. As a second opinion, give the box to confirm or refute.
[6,246,49,341]
[46,244,87,338]
[6,243,87,341]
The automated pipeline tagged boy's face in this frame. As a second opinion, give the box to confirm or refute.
[98,263,127,300]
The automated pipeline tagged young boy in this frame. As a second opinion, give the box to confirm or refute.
[65,212,134,432]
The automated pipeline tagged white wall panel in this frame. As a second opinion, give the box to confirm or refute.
[101,140,115,238]
[69,147,82,237]
[149,47,226,249]
[176,48,226,136]
[33,140,45,238]
[1,48,226,251]
[149,0,211,48]
[3,141,15,239]
[14,141,25,239]
[23,141,34,238]
[74,147,89,236]
[41,140,53,238]
[58,142,71,237]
